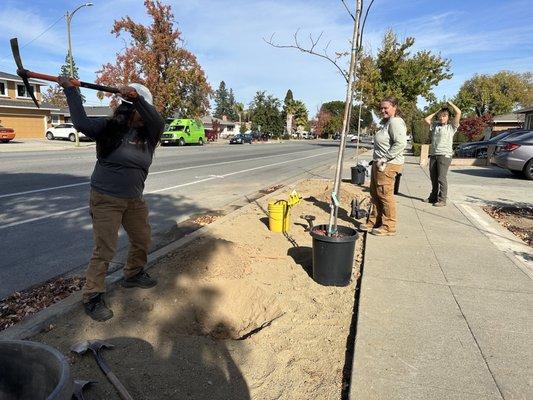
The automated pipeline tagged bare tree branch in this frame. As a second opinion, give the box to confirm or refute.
[264,31,349,82]
[340,0,356,21]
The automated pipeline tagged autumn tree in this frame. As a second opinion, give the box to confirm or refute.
[357,29,452,128]
[248,91,284,137]
[316,100,372,136]
[457,114,493,141]
[42,85,68,108]
[96,0,211,118]
[454,71,533,117]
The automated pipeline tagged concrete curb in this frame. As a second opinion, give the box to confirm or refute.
[456,203,533,278]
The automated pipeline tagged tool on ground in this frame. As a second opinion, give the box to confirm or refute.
[10,38,120,108]
[71,340,134,400]
[351,197,368,220]
[300,214,316,232]
[73,380,97,400]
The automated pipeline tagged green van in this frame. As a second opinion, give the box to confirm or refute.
[161,119,206,146]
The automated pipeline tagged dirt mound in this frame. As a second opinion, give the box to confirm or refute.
[167,237,252,279]
[193,280,283,340]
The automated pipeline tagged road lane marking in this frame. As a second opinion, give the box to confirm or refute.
[0,149,336,229]
[149,150,335,193]
[0,148,319,199]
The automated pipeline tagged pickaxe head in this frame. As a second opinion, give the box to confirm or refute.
[10,38,40,108]
[74,380,97,400]
[71,340,114,355]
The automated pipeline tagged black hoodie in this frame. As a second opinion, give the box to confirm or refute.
[64,86,165,198]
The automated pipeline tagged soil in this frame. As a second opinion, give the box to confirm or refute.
[32,179,368,400]
[483,205,533,247]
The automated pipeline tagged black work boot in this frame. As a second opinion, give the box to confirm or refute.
[121,271,157,289]
[83,294,113,322]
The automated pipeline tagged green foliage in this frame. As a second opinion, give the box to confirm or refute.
[317,100,372,135]
[454,71,533,117]
[411,118,430,144]
[412,143,423,156]
[357,29,452,126]
[213,81,239,120]
[249,91,284,137]
[284,89,294,106]
[60,50,85,102]
[292,100,309,130]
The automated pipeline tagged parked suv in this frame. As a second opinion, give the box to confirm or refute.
[492,130,533,179]
[45,123,88,141]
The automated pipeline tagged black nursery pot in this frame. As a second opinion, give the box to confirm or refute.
[310,224,358,286]
[0,340,73,400]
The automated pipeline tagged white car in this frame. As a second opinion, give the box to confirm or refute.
[45,123,89,141]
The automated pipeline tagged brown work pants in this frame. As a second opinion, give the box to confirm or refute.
[83,190,151,302]
[368,163,403,232]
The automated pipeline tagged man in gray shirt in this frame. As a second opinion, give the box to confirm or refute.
[59,77,165,321]
[423,101,462,206]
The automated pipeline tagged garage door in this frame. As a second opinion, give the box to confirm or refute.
[0,115,46,139]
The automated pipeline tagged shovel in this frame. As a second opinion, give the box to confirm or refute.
[10,37,119,108]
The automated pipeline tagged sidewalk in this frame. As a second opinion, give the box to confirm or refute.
[0,139,96,152]
[350,157,533,399]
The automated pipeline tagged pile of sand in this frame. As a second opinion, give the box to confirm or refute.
[34,179,367,400]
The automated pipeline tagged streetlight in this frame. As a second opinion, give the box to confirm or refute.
[66,2,93,147]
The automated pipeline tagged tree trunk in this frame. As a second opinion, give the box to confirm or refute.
[286,113,293,137]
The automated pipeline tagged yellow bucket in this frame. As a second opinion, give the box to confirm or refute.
[268,200,290,232]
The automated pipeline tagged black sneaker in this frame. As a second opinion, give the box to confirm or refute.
[83,294,113,322]
[121,271,157,288]
[422,197,437,203]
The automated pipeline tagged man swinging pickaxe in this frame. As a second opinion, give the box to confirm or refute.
[10,37,120,108]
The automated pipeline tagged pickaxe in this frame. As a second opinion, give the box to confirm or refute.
[10,37,119,108]
[71,340,134,400]
[73,380,97,400]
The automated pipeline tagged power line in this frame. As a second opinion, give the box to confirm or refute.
[21,15,65,49]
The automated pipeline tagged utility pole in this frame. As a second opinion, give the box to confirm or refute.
[66,2,93,147]
[327,0,363,235]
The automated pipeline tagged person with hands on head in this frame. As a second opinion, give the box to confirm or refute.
[58,76,165,322]
[359,96,407,236]
[423,101,461,206]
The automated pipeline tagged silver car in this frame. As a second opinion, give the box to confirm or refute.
[492,130,533,179]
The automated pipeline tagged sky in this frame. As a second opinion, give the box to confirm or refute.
[0,0,532,115]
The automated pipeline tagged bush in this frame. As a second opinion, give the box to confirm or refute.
[412,143,422,156]
[412,119,431,144]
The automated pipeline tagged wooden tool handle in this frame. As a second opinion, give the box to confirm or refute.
[23,70,120,94]
[107,371,134,400]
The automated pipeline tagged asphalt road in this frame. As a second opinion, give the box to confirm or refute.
[0,140,360,299]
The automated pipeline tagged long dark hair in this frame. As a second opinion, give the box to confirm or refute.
[96,102,152,158]
[381,96,403,117]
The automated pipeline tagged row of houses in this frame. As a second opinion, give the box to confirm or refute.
[0,70,242,139]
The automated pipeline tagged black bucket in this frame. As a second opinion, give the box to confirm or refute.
[310,224,358,286]
[0,340,74,400]
[350,165,366,185]
[394,173,402,195]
